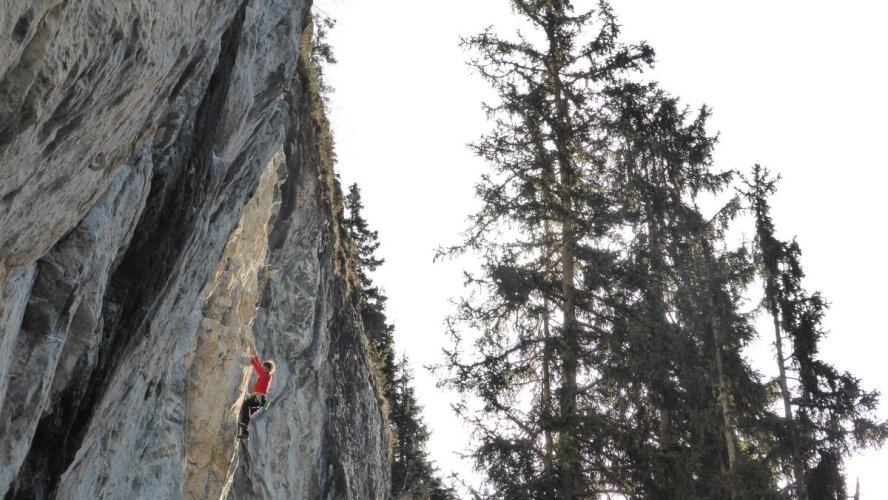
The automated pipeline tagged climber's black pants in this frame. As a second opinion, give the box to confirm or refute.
[239,394,266,429]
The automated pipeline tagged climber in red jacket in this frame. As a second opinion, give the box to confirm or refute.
[238,345,276,440]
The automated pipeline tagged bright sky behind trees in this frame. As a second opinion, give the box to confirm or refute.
[317,0,887,495]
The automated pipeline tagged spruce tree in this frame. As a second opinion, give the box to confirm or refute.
[309,11,337,101]
[743,165,888,499]
[390,357,457,500]
[605,82,778,499]
[344,184,391,360]
[437,1,655,497]
[344,184,384,300]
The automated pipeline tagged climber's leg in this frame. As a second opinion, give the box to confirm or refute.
[238,395,261,439]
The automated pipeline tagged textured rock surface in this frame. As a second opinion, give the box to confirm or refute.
[0,1,389,498]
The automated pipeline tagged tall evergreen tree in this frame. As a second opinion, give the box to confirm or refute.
[437,0,658,497]
[344,183,384,296]
[743,165,888,499]
[604,81,779,499]
[344,184,455,500]
[344,184,391,359]
[390,356,457,500]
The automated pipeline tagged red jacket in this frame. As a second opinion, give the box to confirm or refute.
[251,356,272,395]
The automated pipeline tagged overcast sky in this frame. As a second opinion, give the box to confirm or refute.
[316,0,887,495]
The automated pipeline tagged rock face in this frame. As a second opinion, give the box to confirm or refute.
[0,1,390,498]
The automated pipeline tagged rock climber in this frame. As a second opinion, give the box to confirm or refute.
[238,344,276,440]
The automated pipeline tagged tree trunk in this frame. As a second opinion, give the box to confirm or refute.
[546,10,581,498]
[707,289,739,500]
[645,197,673,451]
[556,133,579,498]
[559,205,579,500]
[770,298,808,500]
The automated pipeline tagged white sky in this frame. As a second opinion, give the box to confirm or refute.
[316,0,887,496]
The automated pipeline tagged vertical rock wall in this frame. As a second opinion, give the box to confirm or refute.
[0,1,390,498]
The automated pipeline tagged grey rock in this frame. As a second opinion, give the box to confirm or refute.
[0,1,390,498]
[0,158,151,496]
[0,264,37,420]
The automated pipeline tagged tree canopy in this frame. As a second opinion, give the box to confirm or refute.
[437,1,886,498]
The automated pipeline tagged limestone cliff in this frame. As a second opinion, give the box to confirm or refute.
[0,1,390,498]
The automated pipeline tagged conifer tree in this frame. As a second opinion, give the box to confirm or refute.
[605,82,779,499]
[344,184,384,294]
[743,165,888,499]
[309,11,337,101]
[437,1,656,497]
[390,357,457,500]
[608,84,726,496]
[344,184,391,359]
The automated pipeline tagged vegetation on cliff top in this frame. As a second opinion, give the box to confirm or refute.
[306,14,456,498]
[345,183,456,499]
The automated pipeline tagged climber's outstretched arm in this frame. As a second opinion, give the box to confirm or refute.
[247,337,259,362]
[250,352,263,375]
